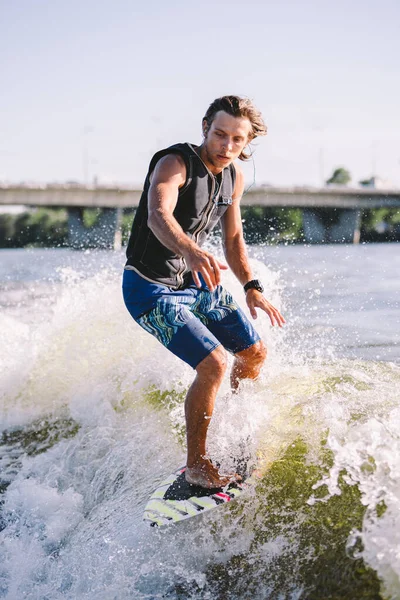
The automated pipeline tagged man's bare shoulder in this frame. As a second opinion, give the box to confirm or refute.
[232,161,245,200]
[150,153,187,187]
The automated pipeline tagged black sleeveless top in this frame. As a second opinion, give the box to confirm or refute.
[125,142,236,289]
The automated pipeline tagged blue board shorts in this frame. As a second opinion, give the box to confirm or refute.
[122,268,260,369]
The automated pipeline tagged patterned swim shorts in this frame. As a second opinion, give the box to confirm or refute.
[122,269,260,369]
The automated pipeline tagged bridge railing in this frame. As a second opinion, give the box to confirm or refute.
[1,185,399,247]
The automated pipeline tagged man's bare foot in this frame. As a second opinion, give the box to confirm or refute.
[185,458,241,489]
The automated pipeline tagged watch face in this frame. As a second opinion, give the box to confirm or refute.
[245,279,264,293]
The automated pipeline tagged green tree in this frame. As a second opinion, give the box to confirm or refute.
[359,177,374,187]
[326,167,351,185]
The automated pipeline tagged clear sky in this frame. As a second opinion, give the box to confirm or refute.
[1,0,399,187]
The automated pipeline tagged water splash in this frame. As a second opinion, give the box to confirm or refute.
[0,248,399,598]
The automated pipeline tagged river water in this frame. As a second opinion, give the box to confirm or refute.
[0,243,399,599]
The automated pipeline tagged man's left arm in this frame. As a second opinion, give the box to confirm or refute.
[221,164,285,327]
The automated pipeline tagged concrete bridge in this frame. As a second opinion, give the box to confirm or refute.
[1,184,399,248]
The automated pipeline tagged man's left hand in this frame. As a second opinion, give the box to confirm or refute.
[246,289,286,326]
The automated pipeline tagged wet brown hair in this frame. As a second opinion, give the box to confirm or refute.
[202,95,267,160]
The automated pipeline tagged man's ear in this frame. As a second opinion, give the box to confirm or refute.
[202,119,209,137]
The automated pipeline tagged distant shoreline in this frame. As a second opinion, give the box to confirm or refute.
[0,206,399,248]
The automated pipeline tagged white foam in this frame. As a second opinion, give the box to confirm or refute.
[1,248,399,598]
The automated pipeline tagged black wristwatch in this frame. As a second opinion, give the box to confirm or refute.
[244,279,264,293]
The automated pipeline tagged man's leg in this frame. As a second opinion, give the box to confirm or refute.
[198,286,266,392]
[231,339,267,391]
[184,345,239,488]
[124,278,246,488]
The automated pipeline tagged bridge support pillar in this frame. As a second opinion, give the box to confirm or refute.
[302,208,361,244]
[68,207,123,250]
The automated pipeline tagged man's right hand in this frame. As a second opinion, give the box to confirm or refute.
[183,246,228,292]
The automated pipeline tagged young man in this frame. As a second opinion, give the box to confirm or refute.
[123,95,285,489]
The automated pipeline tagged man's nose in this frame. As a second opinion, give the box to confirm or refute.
[224,138,233,151]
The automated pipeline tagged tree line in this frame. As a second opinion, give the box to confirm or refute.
[0,204,399,248]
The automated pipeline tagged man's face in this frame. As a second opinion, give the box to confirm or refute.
[202,111,252,173]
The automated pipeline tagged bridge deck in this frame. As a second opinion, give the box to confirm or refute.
[1,186,400,209]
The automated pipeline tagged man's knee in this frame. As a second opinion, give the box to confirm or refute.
[254,340,267,365]
[196,346,227,380]
[238,340,267,367]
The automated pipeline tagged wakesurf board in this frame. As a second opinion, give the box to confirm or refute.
[143,458,262,527]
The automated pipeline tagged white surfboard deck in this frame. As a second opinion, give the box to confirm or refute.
[143,460,262,527]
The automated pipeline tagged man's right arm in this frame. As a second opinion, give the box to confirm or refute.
[147,154,191,256]
[147,154,227,290]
